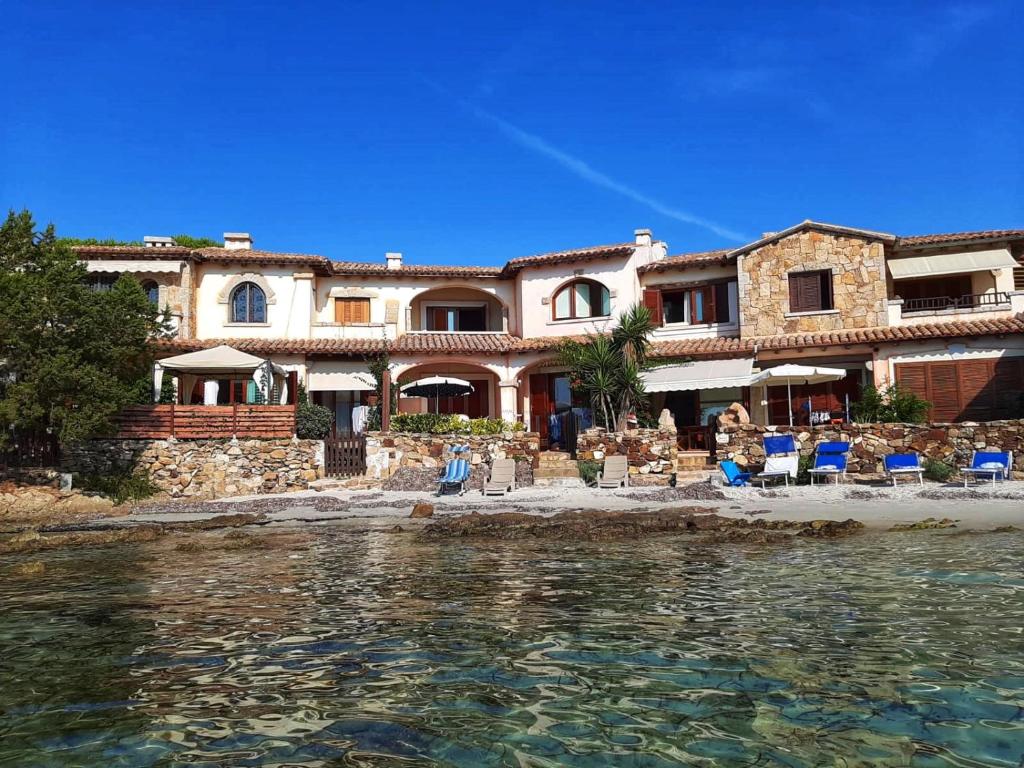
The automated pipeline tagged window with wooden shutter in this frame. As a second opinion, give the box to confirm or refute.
[714,282,731,323]
[895,359,1023,422]
[788,270,833,313]
[642,288,663,327]
[335,298,370,325]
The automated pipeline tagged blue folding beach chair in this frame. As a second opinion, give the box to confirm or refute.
[960,451,1012,488]
[720,460,752,487]
[808,442,849,485]
[883,453,923,487]
[437,457,471,495]
[755,434,800,487]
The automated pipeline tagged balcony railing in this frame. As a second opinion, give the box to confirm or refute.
[902,292,1011,314]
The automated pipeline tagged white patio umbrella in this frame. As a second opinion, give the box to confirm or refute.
[399,376,475,413]
[752,364,847,426]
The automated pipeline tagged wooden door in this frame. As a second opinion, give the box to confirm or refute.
[530,373,551,437]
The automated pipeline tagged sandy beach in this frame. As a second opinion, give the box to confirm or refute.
[120,481,1024,532]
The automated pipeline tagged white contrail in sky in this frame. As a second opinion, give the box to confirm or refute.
[437,84,748,242]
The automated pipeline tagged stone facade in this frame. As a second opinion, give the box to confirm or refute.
[738,231,889,335]
[719,420,1024,476]
[63,438,323,498]
[364,431,541,480]
[576,428,678,480]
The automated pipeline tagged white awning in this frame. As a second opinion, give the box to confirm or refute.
[642,358,755,393]
[888,249,1018,280]
[307,362,375,392]
[158,344,283,376]
[86,259,184,274]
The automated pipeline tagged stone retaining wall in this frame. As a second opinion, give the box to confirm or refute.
[718,420,1024,476]
[63,438,323,498]
[576,428,678,479]
[364,432,541,481]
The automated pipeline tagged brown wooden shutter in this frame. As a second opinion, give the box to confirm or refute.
[959,360,993,421]
[642,289,664,327]
[353,298,370,323]
[928,363,960,421]
[789,272,821,313]
[335,298,370,325]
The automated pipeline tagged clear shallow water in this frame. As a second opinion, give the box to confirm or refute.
[1,530,1023,767]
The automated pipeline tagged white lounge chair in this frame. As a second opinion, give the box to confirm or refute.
[597,455,629,489]
[483,458,516,496]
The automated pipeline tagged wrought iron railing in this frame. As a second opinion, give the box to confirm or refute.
[902,292,1010,314]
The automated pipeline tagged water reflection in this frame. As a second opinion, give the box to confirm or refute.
[1,530,1023,766]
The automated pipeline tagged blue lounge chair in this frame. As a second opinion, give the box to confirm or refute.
[720,460,752,487]
[960,451,1013,488]
[437,457,471,495]
[884,453,923,487]
[808,442,849,485]
[755,434,800,487]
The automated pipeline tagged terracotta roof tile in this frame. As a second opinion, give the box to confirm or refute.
[503,243,636,272]
[157,315,1024,360]
[195,247,329,268]
[73,245,193,257]
[896,230,1024,247]
[638,249,733,273]
[330,262,503,278]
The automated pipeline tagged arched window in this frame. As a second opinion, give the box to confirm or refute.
[141,280,160,305]
[552,279,610,320]
[231,282,267,323]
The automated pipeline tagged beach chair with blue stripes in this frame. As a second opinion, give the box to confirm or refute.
[437,457,471,495]
[808,442,849,485]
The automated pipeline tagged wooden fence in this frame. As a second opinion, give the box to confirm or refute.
[116,404,297,439]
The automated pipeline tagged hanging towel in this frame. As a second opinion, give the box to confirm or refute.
[351,405,370,434]
[203,379,220,405]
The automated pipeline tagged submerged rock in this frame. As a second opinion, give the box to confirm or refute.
[889,517,958,531]
[419,508,864,543]
[409,503,434,519]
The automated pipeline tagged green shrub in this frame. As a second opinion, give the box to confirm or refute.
[75,471,159,505]
[851,384,931,423]
[296,401,333,439]
[923,458,954,483]
[389,413,522,435]
[577,459,601,486]
[796,454,813,485]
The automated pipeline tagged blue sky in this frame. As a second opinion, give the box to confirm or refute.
[2,1,1021,265]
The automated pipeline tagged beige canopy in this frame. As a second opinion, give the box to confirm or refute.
[154,345,287,404]
[888,249,1018,280]
[158,345,284,376]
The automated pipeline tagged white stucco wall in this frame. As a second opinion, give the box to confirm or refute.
[195,265,312,340]
[516,244,661,339]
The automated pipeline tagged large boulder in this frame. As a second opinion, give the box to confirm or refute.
[717,402,751,428]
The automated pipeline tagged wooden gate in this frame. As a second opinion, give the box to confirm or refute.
[324,435,367,478]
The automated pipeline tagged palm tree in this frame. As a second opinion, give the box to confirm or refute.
[556,303,655,430]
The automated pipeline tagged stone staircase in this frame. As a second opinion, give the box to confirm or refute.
[533,451,585,488]
[675,451,715,484]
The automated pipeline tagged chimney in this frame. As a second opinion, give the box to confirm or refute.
[386,251,403,270]
[634,228,652,247]
[144,236,176,248]
[761,231,777,240]
[223,232,253,250]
